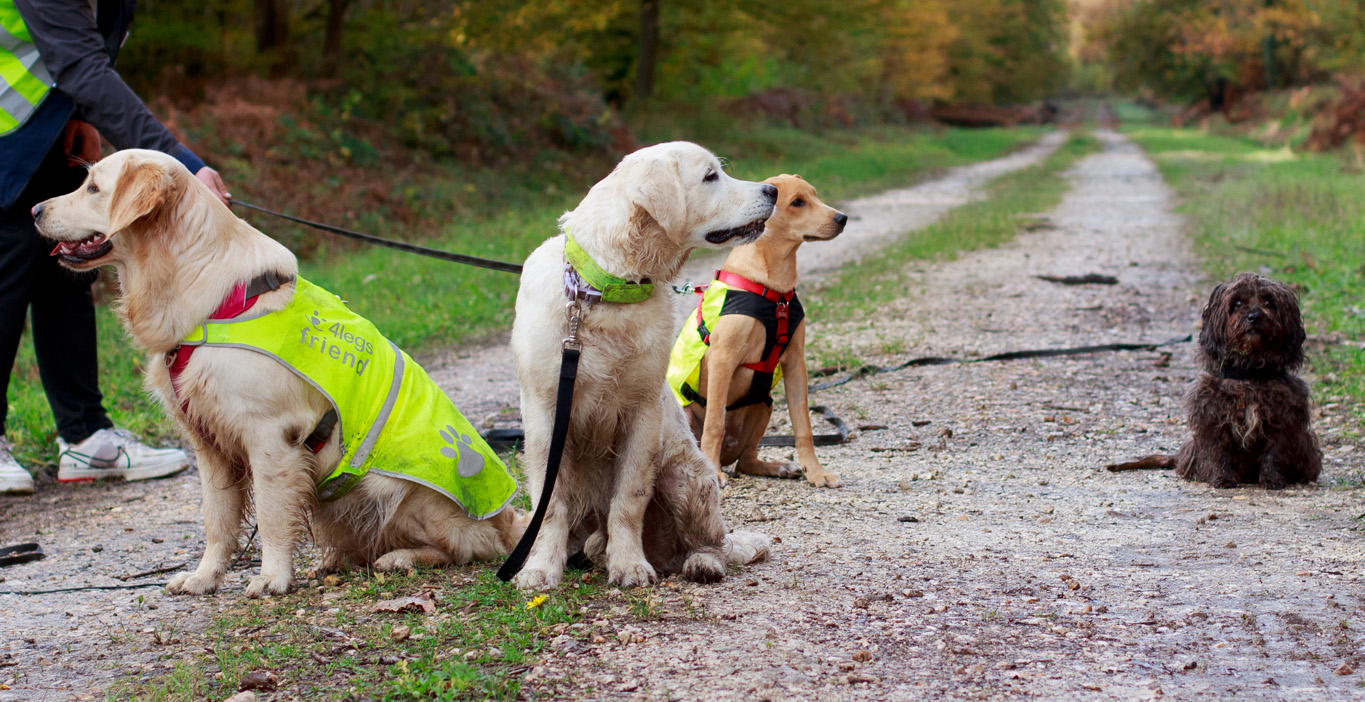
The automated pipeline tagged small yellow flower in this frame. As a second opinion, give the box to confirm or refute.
[525,595,548,610]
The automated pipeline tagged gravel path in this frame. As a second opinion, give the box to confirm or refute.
[3,130,1361,701]
[0,132,1064,701]
[522,130,1365,701]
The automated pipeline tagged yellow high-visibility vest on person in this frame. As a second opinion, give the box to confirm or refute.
[0,0,56,136]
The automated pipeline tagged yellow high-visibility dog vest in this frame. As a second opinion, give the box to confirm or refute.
[667,275,804,409]
[180,278,517,518]
[0,1,56,136]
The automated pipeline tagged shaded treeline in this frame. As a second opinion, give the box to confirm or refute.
[122,0,1070,161]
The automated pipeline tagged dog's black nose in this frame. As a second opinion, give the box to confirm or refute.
[833,212,848,229]
[1247,308,1262,324]
[31,203,44,223]
[761,184,777,202]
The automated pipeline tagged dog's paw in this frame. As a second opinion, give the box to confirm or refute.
[714,470,729,487]
[374,550,417,571]
[806,470,843,488]
[583,532,608,565]
[1210,475,1239,489]
[724,530,770,565]
[681,552,725,584]
[244,572,292,598]
[513,566,562,592]
[607,559,657,589]
[1260,477,1287,491]
[165,569,221,595]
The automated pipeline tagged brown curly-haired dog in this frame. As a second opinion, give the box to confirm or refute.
[1173,273,1322,489]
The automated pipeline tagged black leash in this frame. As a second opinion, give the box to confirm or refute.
[0,582,167,595]
[497,312,583,582]
[808,335,1192,393]
[229,200,525,275]
[757,405,848,447]
[483,404,849,453]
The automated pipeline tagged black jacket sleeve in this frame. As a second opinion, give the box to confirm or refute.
[14,0,207,173]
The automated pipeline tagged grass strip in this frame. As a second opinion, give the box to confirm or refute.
[6,125,1043,466]
[1124,125,1365,434]
[110,565,719,701]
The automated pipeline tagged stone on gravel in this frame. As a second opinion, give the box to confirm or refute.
[238,670,278,691]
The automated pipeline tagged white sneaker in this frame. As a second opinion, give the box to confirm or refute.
[0,437,34,495]
[57,428,189,483]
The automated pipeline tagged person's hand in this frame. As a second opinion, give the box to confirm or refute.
[195,167,231,205]
[62,121,102,167]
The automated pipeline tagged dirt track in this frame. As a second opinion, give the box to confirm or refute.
[521,130,1365,700]
[2,130,1362,701]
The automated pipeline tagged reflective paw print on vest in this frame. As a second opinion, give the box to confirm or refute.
[439,425,485,477]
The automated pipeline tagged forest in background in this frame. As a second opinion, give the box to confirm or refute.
[123,0,1070,163]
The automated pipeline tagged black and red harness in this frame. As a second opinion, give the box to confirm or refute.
[684,270,805,410]
[164,272,336,455]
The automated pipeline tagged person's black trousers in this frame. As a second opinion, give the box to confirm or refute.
[0,147,113,445]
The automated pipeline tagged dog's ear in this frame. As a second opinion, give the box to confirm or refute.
[1197,281,1230,371]
[107,158,174,234]
[1265,279,1306,370]
[629,158,686,240]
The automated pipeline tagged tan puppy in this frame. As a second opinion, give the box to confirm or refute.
[668,175,846,487]
[36,150,525,597]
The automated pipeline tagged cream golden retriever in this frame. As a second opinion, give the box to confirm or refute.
[35,149,524,597]
[510,141,773,591]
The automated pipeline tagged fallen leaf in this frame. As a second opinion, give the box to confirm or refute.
[853,650,873,662]
[372,595,436,614]
[1336,662,1354,676]
[390,625,411,642]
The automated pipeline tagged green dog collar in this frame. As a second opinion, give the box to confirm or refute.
[564,232,654,304]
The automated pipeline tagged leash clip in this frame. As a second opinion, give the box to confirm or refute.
[563,300,583,351]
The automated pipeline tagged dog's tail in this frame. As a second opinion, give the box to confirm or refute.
[723,530,770,565]
[1105,454,1176,472]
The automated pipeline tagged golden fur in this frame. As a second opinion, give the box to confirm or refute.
[687,174,846,488]
[37,150,525,597]
[509,142,772,591]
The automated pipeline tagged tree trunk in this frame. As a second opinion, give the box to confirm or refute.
[254,0,290,54]
[324,0,352,58]
[635,0,660,101]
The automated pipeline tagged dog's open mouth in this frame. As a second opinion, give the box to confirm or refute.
[704,217,768,245]
[50,233,113,264]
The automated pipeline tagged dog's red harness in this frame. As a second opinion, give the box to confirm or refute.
[694,270,796,374]
[164,273,330,455]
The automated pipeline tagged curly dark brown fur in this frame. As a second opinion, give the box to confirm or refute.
[1174,273,1321,489]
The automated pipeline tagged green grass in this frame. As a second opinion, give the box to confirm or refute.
[111,566,615,701]
[1125,126,1365,431]
[6,123,1044,468]
[808,131,1101,323]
